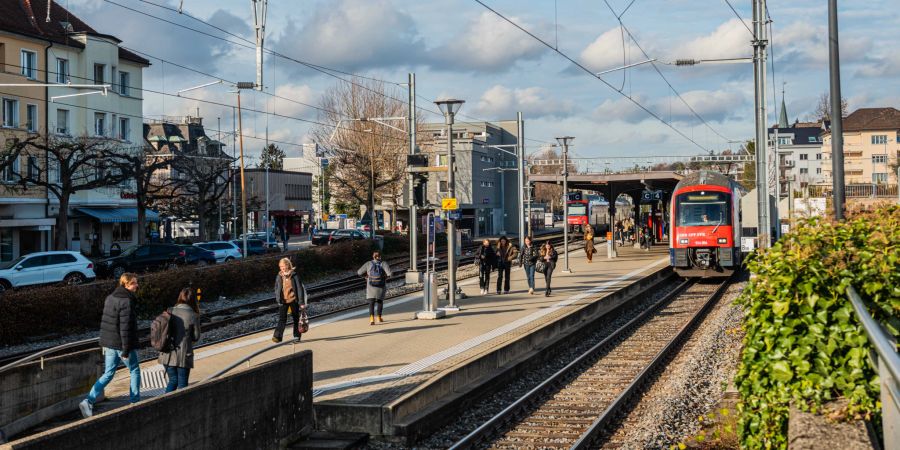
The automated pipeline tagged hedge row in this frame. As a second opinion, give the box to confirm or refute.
[0,240,380,345]
[735,205,899,449]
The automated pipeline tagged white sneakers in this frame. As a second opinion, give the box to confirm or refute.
[480,288,486,295]
[529,288,534,295]
[79,399,93,418]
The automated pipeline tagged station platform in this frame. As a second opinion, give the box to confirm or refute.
[62,242,671,438]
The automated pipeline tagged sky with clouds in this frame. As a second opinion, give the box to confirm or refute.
[65,0,900,163]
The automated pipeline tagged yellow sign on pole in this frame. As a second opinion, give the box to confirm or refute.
[441,198,458,210]
[322,213,330,221]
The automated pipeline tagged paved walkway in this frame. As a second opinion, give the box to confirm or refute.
[94,242,669,413]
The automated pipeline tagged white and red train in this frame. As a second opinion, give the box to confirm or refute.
[669,170,744,277]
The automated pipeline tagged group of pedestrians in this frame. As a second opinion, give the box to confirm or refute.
[476,236,559,297]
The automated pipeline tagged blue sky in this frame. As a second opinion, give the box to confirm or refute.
[68,0,900,164]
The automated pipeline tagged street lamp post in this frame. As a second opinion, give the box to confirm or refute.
[435,99,465,310]
[556,136,574,273]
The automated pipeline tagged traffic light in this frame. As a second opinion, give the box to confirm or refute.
[413,174,427,207]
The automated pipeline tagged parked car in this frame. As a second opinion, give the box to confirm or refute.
[0,251,96,293]
[96,243,187,278]
[240,231,280,249]
[310,229,335,246]
[180,245,216,266]
[194,241,243,263]
[230,239,269,257]
[328,229,369,245]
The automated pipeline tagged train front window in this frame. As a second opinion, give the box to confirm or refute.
[568,205,587,215]
[676,192,730,226]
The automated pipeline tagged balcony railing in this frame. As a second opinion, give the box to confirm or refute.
[808,184,899,198]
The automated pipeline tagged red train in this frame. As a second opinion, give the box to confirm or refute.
[669,171,744,277]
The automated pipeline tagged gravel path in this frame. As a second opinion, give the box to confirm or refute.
[598,280,746,449]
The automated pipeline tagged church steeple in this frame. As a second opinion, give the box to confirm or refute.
[778,83,789,128]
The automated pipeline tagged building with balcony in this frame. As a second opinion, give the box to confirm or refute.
[768,105,825,195]
[822,107,900,188]
[0,0,149,260]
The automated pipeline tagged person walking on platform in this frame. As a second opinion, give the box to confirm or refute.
[584,227,595,262]
[79,273,142,418]
[540,241,559,297]
[273,258,307,342]
[358,251,393,325]
[474,239,496,295]
[495,236,518,294]
[520,236,540,295]
[158,288,201,392]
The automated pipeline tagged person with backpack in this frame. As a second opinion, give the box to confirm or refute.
[157,288,201,392]
[79,273,142,418]
[539,241,559,297]
[358,251,393,325]
[273,257,307,342]
[519,236,540,295]
[495,236,518,294]
[474,239,496,295]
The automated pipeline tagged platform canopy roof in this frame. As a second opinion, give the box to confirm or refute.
[529,171,684,198]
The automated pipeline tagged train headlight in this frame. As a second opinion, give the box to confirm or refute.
[718,238,727,244]
[679,238,689,244]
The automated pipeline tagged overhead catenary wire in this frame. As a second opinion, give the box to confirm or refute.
[471,0,716,153]
[722,0,755,37]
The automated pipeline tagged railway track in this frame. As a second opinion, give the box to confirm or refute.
[450,277,731,450]
[1,233,570,370]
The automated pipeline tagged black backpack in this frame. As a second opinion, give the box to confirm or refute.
[368,261,386,288]
[150,309,174,352]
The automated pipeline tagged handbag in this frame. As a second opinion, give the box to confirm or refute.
[298,305,310,334]
[535,260,547,274]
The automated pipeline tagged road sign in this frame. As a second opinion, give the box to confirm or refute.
[441,198,458,210]
[322,213,329,221]
[448,209,461,221]
[337,214,348,219]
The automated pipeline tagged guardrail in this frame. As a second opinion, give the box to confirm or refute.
[847,286,899,450]
[0,338,98,375]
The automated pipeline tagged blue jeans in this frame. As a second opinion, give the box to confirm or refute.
[524,264,536,289]
[164,366,191,392]
[86,347,141,405]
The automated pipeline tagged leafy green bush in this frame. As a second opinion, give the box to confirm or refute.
[735,205,899,449]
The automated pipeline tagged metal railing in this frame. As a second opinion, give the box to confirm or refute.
[808,184,899,198]
[0,338,98,375]
[847,286,899,450]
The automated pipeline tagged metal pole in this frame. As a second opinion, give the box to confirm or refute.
[237,92,248,257]
[265,166,270,240]
[232,107,237,235]
[447,115,458,308]
[516,112,525,245]
[774,127,780,239]
[370,147,376,241]
[753,0,770,248]
[408,73,419,281]
[828,0,845,220]
[562,141,571,273]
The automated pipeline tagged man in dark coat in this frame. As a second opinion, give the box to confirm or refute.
[79,273,142,417]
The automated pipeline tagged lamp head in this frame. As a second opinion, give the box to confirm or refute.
[555,136,575,147]
[434,99,465,122]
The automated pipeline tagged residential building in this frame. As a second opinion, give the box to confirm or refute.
[822,107,900,188]
[244,169,314,235]
[0,0,149,260]
[417,120,522,238]
[768,110,825,194]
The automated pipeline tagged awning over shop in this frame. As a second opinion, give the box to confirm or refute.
[75,207,161,223]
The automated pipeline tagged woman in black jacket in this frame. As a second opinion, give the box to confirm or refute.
[539,241,559,296]
[495,236,518,294]
[158,288,201,392]
[519,236,540,295]
[474,239,496,295]
[273,257,307,342]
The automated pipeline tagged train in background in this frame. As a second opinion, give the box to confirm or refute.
[566,192,632,234]
[669,170,745,277]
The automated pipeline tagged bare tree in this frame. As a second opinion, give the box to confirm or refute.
[154,153,234,241]
[813,92,848,121]
[1,135,132,250]
[528,147,577,214]
[311,79,415,224]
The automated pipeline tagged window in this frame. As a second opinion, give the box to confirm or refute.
[27,156,37,179]
[799,153,808,160]
[778,137,791,145]
[47,254,77,265]
[119,117,130,141]
[480,155,495,163]
[2,155,18,182]
[800,168,809,174]
[56,58,69,83]
[56,109,69,134]
[807,137,817,143]
[816,168,822,174]
[26,104,37,132]
[873,173,888,183]
[439,180,448,192]
[20,50,36,79]
[436,154,448,166]
[816,153,822,160]
[112,222,133,241]
[19,255,48,269]
[94,112,106,136]
[871,135,888,145]
[0,229,11,262]
[3,98,19,127]
[73,222,80,240]
[480,181,494,187]
[119,71,130,96]
[675,192,731,227]
[93,64,105,84]
[873,154,887,164]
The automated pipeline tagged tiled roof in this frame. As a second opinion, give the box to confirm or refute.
[0,0,149,65]
[841,107,900,132]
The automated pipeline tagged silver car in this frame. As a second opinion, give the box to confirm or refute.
[193,241,243,263]
[0,251,96,293]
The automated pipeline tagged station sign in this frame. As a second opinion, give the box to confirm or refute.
[641,190,663,202]
[441,198,459,210]
[448,209,462,221]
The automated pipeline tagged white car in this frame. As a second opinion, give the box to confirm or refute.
[193,241,243,263]
[0,251,96,293]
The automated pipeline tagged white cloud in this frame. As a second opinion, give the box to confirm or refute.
[777,20,872,69]
[430,12,548,72]
[580,28,645,73]
[675,18,752,61]
[272,0,426,72]
[592,95,649,123]
[593,89,746,124]
[271,84,317,117]
[475,85,575,118]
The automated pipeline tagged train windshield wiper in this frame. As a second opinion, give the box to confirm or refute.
[711,216,724,234]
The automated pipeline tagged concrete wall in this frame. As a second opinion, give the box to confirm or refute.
[3,350,314,450]
[0,348,103,441]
